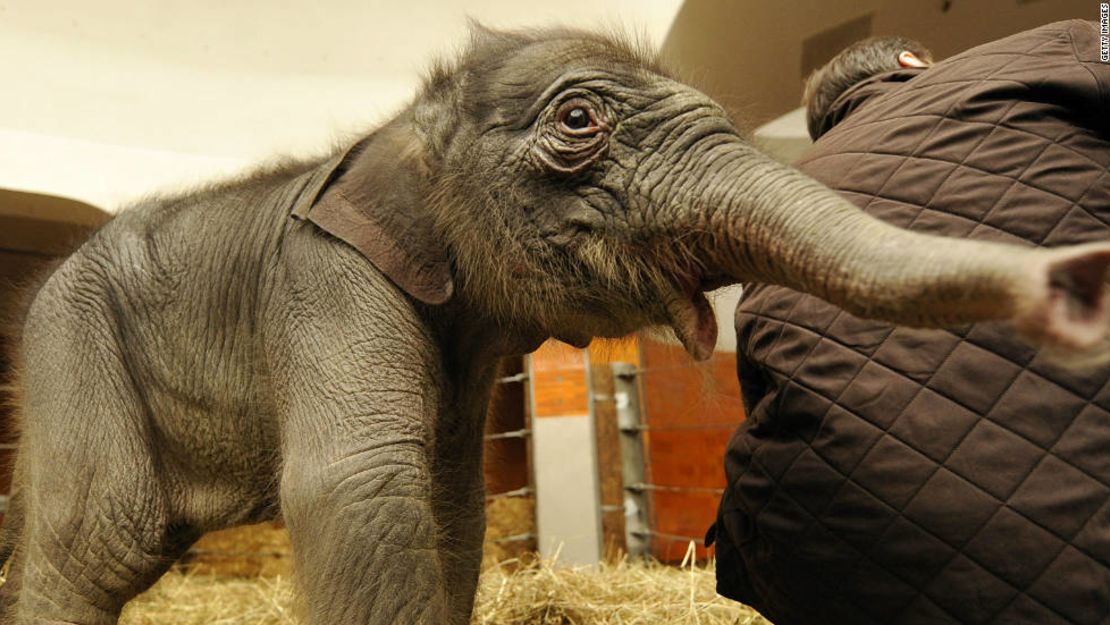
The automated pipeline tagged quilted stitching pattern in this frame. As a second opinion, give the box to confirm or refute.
[720,22,1110,625]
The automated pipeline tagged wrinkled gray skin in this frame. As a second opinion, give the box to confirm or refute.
[2,27,1109,625]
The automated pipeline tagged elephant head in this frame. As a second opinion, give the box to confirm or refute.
[297,26,1110,362]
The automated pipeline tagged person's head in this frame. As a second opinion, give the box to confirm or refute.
[803,36,933,140]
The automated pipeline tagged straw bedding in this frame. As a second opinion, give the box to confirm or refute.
[120,549,770,625]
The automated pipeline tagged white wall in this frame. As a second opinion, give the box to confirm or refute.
[0,0,683,210]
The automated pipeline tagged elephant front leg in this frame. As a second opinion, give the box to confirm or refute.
[281,438,453,625]
[432,436,488,619]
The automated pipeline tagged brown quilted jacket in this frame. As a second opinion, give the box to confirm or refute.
[712,21,1110,625]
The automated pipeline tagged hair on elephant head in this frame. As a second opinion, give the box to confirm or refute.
[297,25,1110,362]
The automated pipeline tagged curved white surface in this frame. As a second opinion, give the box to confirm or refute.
[1,0,683,211]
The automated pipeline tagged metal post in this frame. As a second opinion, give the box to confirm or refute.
[612,362,649,558]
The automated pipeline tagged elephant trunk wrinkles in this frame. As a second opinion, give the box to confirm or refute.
[682,139,1110,357]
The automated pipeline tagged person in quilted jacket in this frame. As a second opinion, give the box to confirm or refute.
[710,20,1110,625]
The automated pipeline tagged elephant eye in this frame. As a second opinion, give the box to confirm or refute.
[537,96,610,174]
[556,99,603,135]
[564,107,590,129]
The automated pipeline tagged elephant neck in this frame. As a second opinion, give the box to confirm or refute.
[424,299,546,363]
[419,303,539,465]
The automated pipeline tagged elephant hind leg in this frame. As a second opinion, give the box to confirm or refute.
[0,418,29,621]
[0,412,29,565]
[8,414,194,625]
[0,485,26,624]
[12,489,191,625]
[0,467,26,569]
[9,330,194,623]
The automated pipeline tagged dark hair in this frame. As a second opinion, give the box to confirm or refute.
[803,36,933,140]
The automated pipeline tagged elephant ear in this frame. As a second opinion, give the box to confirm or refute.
[292,116,454,305]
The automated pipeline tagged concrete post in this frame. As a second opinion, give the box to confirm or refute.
[528,342,602,566]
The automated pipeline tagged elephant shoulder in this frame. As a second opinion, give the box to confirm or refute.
[270,220,437,360]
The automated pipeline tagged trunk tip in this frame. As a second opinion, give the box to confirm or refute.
[1017,242,1110,366]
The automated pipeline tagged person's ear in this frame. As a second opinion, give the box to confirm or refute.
[293,112,454,305]
[898,51,930,69]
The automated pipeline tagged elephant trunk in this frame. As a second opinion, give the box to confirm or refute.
[666,139,1110,362]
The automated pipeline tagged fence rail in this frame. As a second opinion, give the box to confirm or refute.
[625,482,724,495]
[488,532,535,545]
[486,486,533,501]
[484,428,530,441]
[629,528,706,545]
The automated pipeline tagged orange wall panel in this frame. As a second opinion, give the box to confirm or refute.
[587,337,639,365]
[640,339,744,429]
[637,338,745,562]
[643,428,733,489]
[531,340,590,418]
[648,491,724,562]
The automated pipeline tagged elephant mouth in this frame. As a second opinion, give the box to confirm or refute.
[663,273,729,361]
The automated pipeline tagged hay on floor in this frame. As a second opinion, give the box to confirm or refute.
[120,573,296,625]
[180,522,293,578]
[122,548,770,625]
[472,552,770,625]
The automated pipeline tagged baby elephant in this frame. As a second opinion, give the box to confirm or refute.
[2,25,1109,625]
